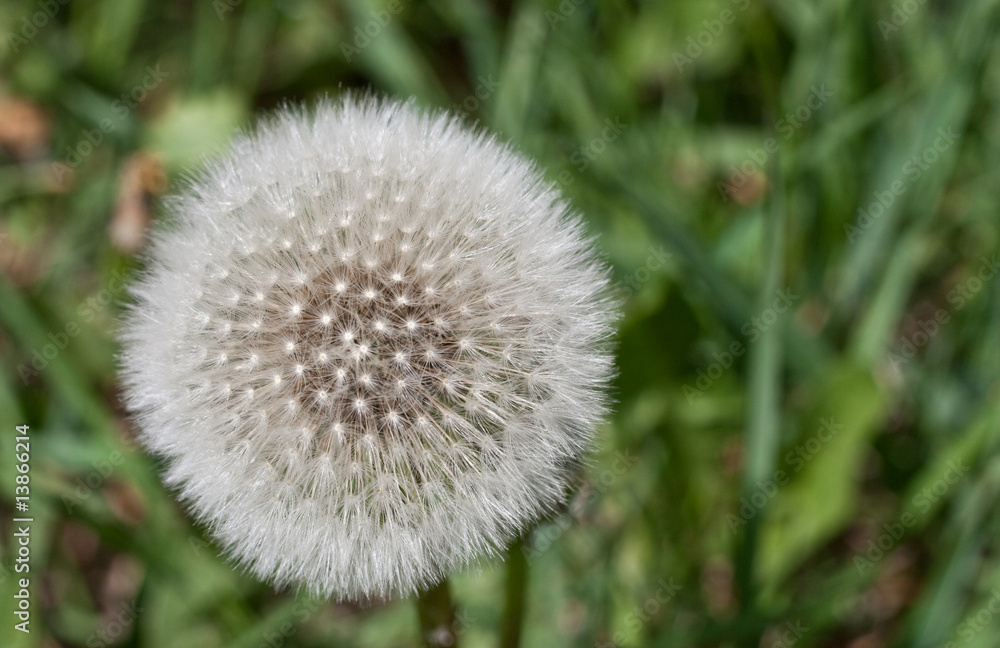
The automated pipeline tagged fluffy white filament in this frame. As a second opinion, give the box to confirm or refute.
[119,95,617,600]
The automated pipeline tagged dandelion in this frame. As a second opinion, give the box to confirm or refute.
[119,94,618,601]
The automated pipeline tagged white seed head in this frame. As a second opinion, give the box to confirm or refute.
[119,95,618,601]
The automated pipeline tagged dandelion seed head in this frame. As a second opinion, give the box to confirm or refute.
[119,95,618,601]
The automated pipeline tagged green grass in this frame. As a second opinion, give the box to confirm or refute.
[2,0,1000,646]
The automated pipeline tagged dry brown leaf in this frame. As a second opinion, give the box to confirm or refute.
[108,151,166,254]
[0,97,50,160]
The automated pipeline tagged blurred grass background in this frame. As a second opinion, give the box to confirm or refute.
[2,0,1000,646]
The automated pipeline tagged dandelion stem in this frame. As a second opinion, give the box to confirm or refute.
[416,577,457,647]
[499,536,529,648]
